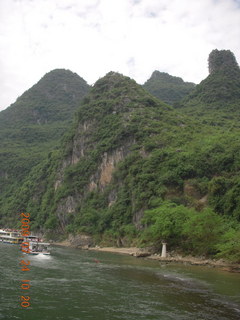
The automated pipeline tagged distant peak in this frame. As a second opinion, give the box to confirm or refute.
[151,70,177,79]
[93,71,135,92]
[47,68,72,74]
[103,71,128,81]
[208,49,239,74]
[147,71,195,86]
[42,68,85,81]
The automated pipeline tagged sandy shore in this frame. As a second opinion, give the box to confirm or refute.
[88,246,139,255]
[53,241,240,272]
[53,240,139,255]
[53,240,72,247]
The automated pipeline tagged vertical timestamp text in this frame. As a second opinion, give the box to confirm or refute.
[20,212,31,308]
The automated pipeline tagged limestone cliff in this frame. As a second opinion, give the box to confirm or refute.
[35,71,181,237]
[208,49,239,74]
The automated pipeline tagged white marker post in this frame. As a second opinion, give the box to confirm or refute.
[161,242,167,258]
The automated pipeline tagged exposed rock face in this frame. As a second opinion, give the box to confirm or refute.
[132,209,144,230]
[208,49,239,74]
[71,121,92,164]
[57,196,77,214]
[56,196,77,230]
[88,144,132,192]
[183,181,202,199]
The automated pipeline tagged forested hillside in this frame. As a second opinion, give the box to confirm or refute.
[0,69,89,225]
[1,50,240,262]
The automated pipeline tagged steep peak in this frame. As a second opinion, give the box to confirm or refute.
[94,71,134,89]
[208,49,239,74]
[33,68,89,95]
[39,68,87,83]
[90,71,140,98]
[104,71,125,79]
[0,69,90,127]
[42,68,77,77]
[178,49,240,113]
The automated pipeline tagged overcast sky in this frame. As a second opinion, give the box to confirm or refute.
[0,0,240,111]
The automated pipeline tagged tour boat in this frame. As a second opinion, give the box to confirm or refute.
[26,241,51,255]
[0,229,23,244]
[21,236,51,255]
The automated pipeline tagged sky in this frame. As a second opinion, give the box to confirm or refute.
[0,0,240,111]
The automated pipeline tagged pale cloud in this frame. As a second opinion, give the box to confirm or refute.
[0,0,239,111]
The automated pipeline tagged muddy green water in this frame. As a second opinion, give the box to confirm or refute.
[0,243,240,320]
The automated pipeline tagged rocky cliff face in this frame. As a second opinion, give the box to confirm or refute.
[208,49,239,74]
[89,146,130,191]
[50,73,147,222]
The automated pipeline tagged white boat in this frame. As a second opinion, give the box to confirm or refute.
[22,239,51,255]
[0,229,23,244]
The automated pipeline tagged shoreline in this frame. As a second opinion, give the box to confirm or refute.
[53,241,240,273]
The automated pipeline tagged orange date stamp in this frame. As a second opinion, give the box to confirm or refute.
[20,212,31,308]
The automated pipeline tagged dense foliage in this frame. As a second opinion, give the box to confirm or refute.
[141,202,240,262]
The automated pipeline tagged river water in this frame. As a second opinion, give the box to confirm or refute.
[0,243,240,320]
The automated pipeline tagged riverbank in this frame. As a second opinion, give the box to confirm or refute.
[53,240,240,273]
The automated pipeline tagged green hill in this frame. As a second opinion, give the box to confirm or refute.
[0,69,90,224]
[0,69,90,128]
[143,71,195,105]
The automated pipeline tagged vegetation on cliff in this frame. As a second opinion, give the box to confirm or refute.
[0,69,90,224]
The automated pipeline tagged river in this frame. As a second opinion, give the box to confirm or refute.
[0,243,240,320]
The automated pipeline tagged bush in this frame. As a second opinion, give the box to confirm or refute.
[215,227,240,263]
[182,208,223,256]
